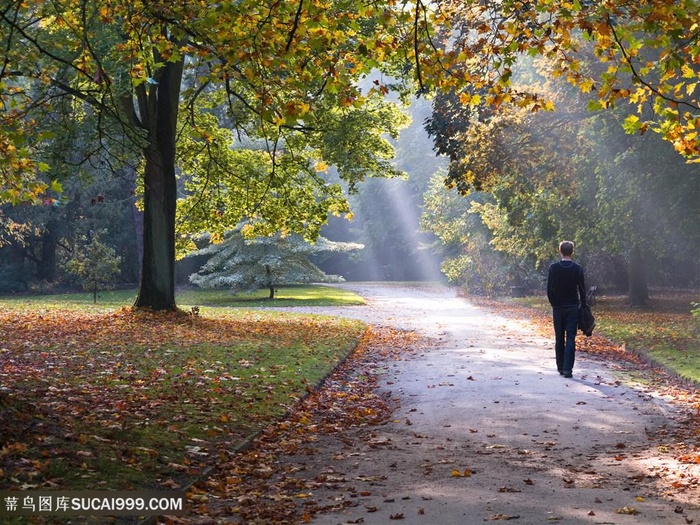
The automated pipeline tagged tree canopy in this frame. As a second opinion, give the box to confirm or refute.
[430,0,700,160]
[1,0,423,309]
[422,52,700,301]
[2,0,700,309]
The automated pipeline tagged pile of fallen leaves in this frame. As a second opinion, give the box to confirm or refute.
[164,326,423,525]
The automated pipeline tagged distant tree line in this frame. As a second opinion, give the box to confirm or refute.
[421,54,700,304]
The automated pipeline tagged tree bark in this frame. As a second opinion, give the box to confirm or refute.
[628,244,649,306]
[266,264,275,299]
[133,58,184,311]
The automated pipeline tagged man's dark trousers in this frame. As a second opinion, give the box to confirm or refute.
[553,306,579,375]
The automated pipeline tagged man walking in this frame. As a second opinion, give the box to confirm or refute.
[547,241,587,378]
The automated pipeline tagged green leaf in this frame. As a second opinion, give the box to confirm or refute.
[50,180,64,193]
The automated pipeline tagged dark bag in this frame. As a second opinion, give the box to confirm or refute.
[579,305,595,336]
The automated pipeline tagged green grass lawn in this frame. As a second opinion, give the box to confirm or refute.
[0,284,365,311]
[0,286,367,519]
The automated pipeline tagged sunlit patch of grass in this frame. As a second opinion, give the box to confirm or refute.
[0,284,364,311]
[592,292,699,383]
[178,284,366,307]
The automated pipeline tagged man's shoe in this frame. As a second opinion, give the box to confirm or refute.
[563,373,573,378]
[558,370,564,375]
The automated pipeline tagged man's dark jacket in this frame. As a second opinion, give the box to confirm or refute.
[547,260,586,309]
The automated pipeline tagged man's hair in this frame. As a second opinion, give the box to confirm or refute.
[559,241,575,257]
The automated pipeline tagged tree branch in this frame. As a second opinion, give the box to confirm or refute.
[414,1,425,94]
[286,0,304,54]
[608,15,699,112]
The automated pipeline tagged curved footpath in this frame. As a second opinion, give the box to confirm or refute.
[275,283,700,525]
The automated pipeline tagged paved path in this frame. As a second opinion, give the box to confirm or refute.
[276,283,699,525]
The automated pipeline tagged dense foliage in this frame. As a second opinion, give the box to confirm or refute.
[423,57,700,300]
[0,0,424,308]
[2,0,700,306]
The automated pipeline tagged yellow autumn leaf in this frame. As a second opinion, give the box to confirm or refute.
[272,114,286,127]
[681,64,696,78]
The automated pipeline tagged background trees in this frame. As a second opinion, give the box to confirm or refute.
[316,96,446,282]
[65,230,122,303]
[0,170,139,293]
[422,51,700,302]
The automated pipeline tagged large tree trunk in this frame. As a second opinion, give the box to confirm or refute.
[628,244,649,307]
[133,58,184,311]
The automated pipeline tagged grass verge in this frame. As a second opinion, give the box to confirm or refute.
[0,290,366,523]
